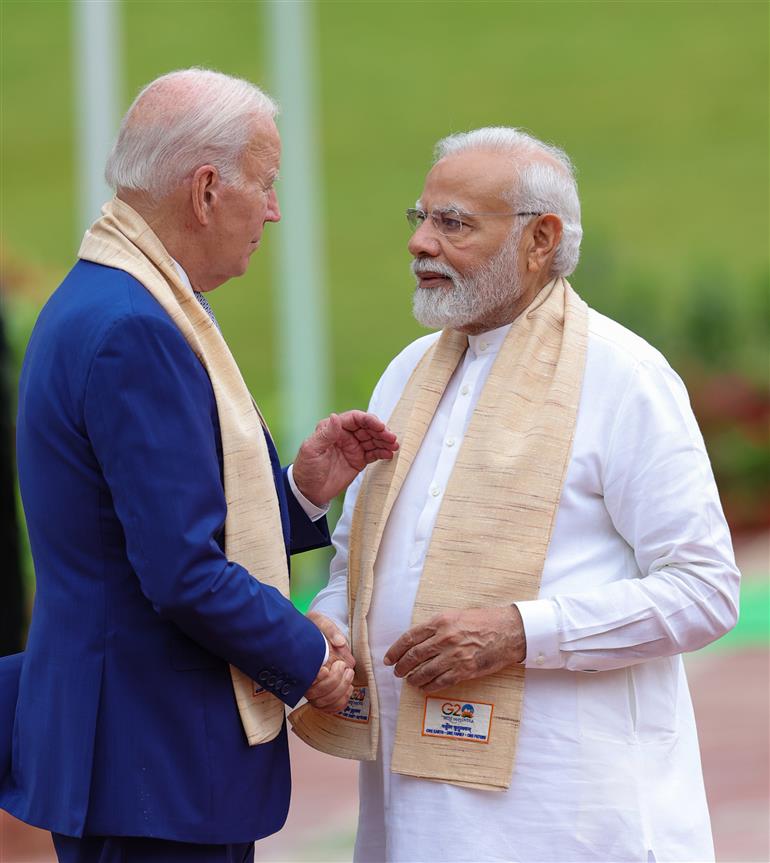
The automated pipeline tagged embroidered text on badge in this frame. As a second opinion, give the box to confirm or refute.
[337,685,371,723]
[422,697,494,744]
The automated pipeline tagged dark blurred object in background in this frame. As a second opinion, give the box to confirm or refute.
[0,300,25,655]
[689,372,770,535]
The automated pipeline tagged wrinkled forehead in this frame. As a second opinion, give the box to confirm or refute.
[242,116,281,178]
[417,149,518,212]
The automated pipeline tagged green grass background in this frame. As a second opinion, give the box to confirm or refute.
[1,0,768,639]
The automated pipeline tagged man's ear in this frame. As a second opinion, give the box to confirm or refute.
[526,214,563,273]
[190,165,219,227]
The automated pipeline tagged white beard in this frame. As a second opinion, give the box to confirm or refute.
[411,230,523,331]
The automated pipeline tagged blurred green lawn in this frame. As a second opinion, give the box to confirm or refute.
[2,0,768,600]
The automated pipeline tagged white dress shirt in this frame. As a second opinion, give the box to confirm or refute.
[310,309,739,863]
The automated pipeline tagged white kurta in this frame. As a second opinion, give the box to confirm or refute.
[310,309,739,863]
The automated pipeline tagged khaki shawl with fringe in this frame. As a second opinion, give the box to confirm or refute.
[290,277,588,790]
[79,197,288,746]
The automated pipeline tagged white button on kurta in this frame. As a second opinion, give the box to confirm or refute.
[311,310,739,863]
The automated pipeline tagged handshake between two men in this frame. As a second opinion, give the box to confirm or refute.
[288,409,395,714]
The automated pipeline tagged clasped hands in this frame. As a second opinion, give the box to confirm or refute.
[304,611,356,713]
[305,605,527,714]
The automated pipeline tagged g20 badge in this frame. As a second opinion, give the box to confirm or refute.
[441,702,476,719]
[423,696,493,743]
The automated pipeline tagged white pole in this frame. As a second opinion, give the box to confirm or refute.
[73,0,121,236]
[265,0,330,454]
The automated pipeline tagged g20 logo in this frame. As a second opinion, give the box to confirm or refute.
[441,702,475,718]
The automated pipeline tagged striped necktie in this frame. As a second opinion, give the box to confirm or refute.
[194,291,220,331]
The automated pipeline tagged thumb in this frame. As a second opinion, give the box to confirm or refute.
[324,412,342,444]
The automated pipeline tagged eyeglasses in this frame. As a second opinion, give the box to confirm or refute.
[405,207,542,238]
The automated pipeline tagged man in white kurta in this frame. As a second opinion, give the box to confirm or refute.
[309,128,739,863]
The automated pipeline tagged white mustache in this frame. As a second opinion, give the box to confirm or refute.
[410,258,460,283]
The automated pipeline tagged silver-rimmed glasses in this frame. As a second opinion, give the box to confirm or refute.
[405,207,542,238]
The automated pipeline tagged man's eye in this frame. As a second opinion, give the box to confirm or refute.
[439,214,464,233]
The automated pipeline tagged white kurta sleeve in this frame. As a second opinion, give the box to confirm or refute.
[517,358,740,672]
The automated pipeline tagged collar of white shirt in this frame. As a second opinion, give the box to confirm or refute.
[466,322,512,359]
[171,258,193,293]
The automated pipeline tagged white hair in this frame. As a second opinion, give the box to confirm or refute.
[434,127,582,277]
[105,68,278,198]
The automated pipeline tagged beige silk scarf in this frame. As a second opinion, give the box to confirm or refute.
[79,197,288,746]
[290,277,588,790]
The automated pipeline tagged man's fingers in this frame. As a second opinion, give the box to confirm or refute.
[384,624,434,667]
[392,639,443,679]
[404,655,452,690]
[312,678,353,712]
[307,663,354,712]
[419,668,459,693]
[315,413,341,446]
[353,427,398,445]
[339,410,385,432]
[338,411,399,449]
[307,660,349,698]
[306,612,355,669]
[327,639,355,669]
[357,436,398,452]
[332,645,356,669]
[364,449,396,464]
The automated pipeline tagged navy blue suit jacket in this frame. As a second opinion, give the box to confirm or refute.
[0,260,330,843]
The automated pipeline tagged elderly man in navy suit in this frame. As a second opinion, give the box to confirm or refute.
[0,68,397,863]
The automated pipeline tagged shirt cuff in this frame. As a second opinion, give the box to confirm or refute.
[514,599,564,669]
[287,464,330,522]
[321,634,329,665]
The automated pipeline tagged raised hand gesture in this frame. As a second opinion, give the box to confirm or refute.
[292,410,398,507]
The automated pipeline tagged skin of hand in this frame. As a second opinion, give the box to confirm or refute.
[383,605,527,693]
[304,610,356,714]
[292,410,399,507]
[307,610,355,669]
[304,659,354,714]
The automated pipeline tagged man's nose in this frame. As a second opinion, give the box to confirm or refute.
[407,219,441,257]
[266,188,281,223]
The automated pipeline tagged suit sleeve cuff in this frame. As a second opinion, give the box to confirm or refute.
[514,599,564,669]
[287,464,330,522]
